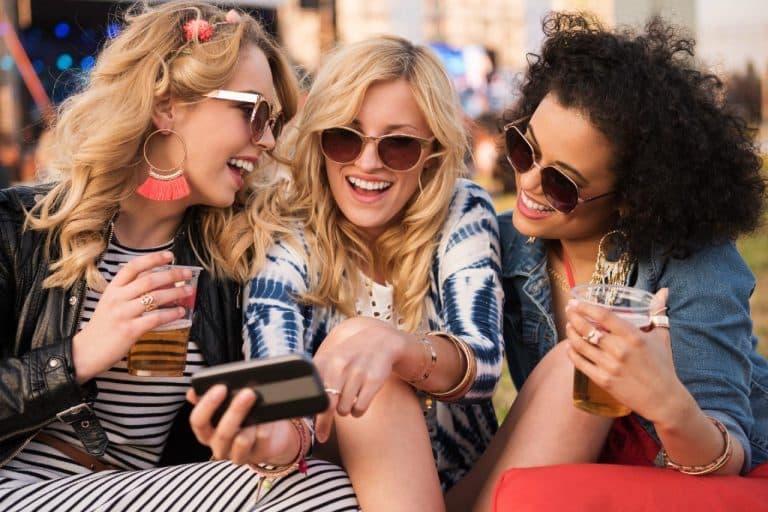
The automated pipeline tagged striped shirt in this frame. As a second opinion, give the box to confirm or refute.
[243,179,504,488]
[0,238,206,481]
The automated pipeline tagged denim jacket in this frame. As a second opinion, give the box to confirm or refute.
[498,211,768,472]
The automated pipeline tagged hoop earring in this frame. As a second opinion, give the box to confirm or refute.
[136,129,190,201]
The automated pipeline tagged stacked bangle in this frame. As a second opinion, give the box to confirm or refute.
[426,331,477,402]
[249,418,310,479]
[662,416,733,475]
[409,333,438,383]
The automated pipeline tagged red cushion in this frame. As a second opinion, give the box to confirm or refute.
[492,464,768,512]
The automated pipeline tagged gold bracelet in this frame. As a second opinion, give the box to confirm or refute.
[409,333,438,383]
[248,418,310,478]
[662,416,733,475]
[426,331,477,402]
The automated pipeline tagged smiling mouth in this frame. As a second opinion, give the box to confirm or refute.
[346,176,393,192]
[227,158,255,175]
[521,190,555,212]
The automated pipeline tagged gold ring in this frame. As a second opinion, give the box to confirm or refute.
[139,293,157,312]
[324,387,341,396]
[650,314,670,329]
[583,328,602,345]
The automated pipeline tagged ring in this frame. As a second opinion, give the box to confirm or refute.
[582,328,602,345]
[650,314,670,329]
[139,293,157,312]
[324,387,341,396]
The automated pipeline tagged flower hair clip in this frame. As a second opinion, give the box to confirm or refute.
[183,19,214,42]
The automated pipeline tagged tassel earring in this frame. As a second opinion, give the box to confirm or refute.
[590,229,633,286]
[136,129,190,201]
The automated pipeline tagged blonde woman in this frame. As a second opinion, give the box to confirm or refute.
[241,36,504,511]
[0,2,322,510]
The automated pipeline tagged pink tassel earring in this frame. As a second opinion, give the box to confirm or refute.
[137,129,190,201]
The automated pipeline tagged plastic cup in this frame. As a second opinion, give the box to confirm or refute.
[127,264,202,377]
[570,284,654,417]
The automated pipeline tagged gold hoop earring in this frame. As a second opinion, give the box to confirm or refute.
[136,129,190,201]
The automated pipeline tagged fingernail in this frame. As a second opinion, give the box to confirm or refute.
[182,269,193,279]
[210,384,227,400]
[163,251,174,260]
[184,285,194,295]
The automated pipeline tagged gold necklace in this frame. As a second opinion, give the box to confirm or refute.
[546,263,571,292]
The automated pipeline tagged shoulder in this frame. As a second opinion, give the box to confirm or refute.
[255,222,311,285]
[0,185,51,220]
[448,179,496,217]
[441,179,498,234]
[648,241,751,279]
[496,209,531,252]
[642,241,755,296]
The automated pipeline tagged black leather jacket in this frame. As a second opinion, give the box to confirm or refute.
[0,185,243,467]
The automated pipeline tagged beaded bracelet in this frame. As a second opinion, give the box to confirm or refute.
[249,418,310,479]
[426,331,477,402]
[408,333,438,383]
[662,416,733,475]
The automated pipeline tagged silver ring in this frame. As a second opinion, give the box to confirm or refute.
[650,314,670,329]
[324,387,341,396]
[582,328,602,345]
[139,294,157,312]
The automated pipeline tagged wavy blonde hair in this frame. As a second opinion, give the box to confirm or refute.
[27,0,299,290]
[281,36,468,332]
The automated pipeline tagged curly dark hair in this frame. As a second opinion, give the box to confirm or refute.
[503,12,766,258]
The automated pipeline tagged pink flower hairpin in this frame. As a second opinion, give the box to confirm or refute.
[183,19,214,42]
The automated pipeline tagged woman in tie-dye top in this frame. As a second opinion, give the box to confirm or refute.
[243,36,503,511]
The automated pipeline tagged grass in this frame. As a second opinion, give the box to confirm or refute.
[489,191,768,421]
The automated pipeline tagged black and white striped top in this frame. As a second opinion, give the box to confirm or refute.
[0,239,206,482]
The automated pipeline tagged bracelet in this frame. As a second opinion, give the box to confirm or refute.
[249,418,310,479]
[662,416,733,475]
[408,333,438,383]
[426,331,477,402]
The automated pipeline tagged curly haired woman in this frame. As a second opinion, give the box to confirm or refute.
[447,12,768,511]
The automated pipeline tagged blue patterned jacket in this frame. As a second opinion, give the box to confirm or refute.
[243,179,504,488]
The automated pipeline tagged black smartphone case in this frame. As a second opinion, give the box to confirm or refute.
[191,354,329,426]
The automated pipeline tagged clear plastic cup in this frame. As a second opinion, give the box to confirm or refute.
[127,265,202,377]
[570,284,654,417]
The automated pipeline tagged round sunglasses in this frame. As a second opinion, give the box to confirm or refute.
[205,89,284,143]
[504,122,613,213]
[320,126,435,172]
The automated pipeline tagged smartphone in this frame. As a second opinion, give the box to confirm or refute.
[190,354,329,427]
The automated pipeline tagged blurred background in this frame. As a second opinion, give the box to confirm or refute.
[0,1,765,391]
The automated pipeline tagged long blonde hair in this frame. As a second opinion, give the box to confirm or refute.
[284,36,468,331]
[27,0,299,290]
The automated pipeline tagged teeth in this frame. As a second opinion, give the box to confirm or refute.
[347,176,392,191]
[227,158,255,174]
[521,191,554,212]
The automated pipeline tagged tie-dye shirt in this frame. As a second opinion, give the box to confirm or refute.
[243,179,504,488]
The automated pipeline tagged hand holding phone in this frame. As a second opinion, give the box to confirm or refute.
[190,354,329,427]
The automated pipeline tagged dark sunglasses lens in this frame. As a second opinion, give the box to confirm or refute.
[505,128,534,172]
[321,128,362,163]
[378,136,423,171]
[541,167,579,212]
[251,101,271,140]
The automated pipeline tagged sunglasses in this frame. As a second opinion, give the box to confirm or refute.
[504,123,613,213]
[205,89,283,143]
[320,126,435,172]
